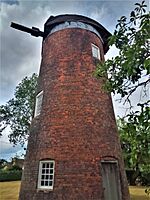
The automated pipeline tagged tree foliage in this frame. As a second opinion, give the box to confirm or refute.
[0,159,7,169]
[0,73,38,146]
[95,1,149,105]
[118,103,150,184]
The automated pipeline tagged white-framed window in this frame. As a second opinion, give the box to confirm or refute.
[34,91,43,117]
[91,43,100,60]
[38,160,55,190]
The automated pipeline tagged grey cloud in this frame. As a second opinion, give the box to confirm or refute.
[1,0,148,104]
[0,127,25,159]
[0,0,92,103]
[0,141,23,160]
[1,0,19,5]
[0,141,21,154]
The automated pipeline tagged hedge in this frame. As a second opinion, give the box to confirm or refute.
[0,170,22,182]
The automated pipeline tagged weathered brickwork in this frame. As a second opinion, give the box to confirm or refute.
[19,27,130,200]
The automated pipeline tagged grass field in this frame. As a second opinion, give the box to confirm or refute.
[0,181,149,200]
[129,186,150,200]
[0,181,20,200]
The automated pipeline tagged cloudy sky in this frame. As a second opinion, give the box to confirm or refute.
[0,0,149,160]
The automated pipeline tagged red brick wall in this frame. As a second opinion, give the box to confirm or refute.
[19,28,130,200]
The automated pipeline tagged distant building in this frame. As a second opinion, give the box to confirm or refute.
[12,158,24,169]
[2,158,24,170]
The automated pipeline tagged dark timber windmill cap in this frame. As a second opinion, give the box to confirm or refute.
[44,14,111,53]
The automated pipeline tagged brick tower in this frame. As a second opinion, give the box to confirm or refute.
[17,15,129,200]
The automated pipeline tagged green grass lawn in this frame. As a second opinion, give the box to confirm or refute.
[0,181,149,200]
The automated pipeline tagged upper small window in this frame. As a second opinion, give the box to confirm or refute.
[34,91,43,117]
[92,44,100,60]
[38,160,55,190]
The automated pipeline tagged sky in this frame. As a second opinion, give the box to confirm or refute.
[0,0,149,160]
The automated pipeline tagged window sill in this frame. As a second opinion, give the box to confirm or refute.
[37,189,53,193]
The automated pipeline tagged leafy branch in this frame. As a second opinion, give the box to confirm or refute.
[0,73,38,146]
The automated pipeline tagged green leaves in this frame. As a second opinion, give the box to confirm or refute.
[144,58,150,73]
[95,1,150,103]
[108,35,117,46]
[118,102,150,171]
[0,73,38,146]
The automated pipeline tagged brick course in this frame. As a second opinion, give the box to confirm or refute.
[19,28,130,200]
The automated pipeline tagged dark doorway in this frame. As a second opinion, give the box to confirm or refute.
[101,161,121,200]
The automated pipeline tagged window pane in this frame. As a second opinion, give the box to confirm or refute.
[50,175,53,180]
[41,175,44,179]
[50,163,54,168]
[42,163,46,168]
[46,163,50,168]
[50,169,53,174]
[41,181,44,186]
[49,181,53,186]
[45,181,48,186]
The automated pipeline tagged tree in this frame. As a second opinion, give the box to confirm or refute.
[0,73,38,146]
[95,1,150,185]
[95,1,149,108]
[118,104,150,185]
[0,159,8,169]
